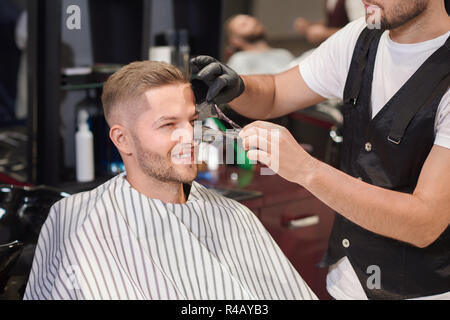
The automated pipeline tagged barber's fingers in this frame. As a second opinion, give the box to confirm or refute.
[240,125,275,141]
[241,133,271,153]
[190,55,217,74]
[247,149,272,167]
[240,126,259,140]
[240,121,282,139]
[196,62,224,82]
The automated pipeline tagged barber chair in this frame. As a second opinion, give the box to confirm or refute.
[325,123,343,168]
[289,100,344,168]
[0,185,68,300]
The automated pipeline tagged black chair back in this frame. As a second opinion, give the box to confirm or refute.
[0,185,68,299]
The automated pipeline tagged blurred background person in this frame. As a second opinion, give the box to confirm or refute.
[220,14,296,130]
[224,14,294,75]
[294,0,365,46]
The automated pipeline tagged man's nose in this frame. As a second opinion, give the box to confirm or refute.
[185,121,195,141]
[172,122,194,144]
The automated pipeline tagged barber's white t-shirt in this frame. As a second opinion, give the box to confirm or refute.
[299,17,450,300]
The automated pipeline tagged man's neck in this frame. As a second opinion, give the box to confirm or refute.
[389,4,450,44]
[126,171,186,204]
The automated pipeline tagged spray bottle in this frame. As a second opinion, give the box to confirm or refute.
[75,109,95,182]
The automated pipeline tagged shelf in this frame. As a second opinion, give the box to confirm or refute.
[60,73,105,91]
[60,82,104,91]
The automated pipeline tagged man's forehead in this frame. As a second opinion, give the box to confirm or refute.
[140,84,195,114]
[142,83,193,102]
[142,83,194,104]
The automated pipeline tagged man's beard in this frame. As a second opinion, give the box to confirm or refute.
[368,0,428,30]
[133,136,197,184]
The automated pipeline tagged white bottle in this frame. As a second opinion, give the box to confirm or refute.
[75,109,95,182]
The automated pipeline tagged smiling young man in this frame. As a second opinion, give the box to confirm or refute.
[191,0,450,299]
[23,61,316,300]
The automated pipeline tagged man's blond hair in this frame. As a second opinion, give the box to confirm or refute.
[101,61,188,126]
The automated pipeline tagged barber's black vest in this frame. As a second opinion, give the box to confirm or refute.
[321,28,450,299]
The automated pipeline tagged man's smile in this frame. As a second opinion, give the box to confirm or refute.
[171,145,195,164]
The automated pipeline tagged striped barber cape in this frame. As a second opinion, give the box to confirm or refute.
[24,173,317,300]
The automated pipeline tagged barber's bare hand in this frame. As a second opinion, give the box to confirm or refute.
[190,55,245,105]
[239,121,316,184]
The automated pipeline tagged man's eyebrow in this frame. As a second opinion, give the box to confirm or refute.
[153,112,199,127]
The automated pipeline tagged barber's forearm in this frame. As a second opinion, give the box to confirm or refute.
[229,68,324,120]
[228,74,277,120]
[299,159,438,248]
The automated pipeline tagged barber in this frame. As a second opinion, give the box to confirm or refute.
[191,0,450,299]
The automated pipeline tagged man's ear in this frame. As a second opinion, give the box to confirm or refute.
[109,125,133,156]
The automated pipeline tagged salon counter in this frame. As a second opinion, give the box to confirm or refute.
[196,164,335,300]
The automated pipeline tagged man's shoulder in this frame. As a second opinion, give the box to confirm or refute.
[57,174,122,206]
[50,174,124,229]
[230,48,293,60]
[227,51,253,66]
[265,48,295,60]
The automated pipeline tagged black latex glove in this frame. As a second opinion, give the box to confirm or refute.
[190,55,245,105]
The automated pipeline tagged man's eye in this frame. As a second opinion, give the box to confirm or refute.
[161,123,174,128]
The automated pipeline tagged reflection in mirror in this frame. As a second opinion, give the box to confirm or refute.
[0,0,28,184]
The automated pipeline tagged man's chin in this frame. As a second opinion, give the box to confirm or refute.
[174,165,198,184]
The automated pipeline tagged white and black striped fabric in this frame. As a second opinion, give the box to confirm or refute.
[24,173,317,300]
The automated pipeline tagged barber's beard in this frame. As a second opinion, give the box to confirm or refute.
[374,0,428,30]
[133,137,197,184]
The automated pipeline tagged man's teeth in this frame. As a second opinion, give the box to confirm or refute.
[174,153,191,159]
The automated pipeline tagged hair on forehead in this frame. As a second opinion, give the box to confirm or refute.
[101,61,189,126]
